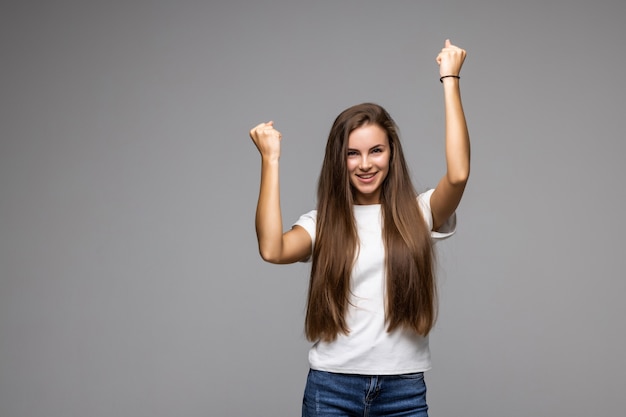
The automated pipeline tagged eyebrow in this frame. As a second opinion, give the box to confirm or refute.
[347,144,387,151]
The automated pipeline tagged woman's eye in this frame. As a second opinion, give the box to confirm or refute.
[347,151,358,156]
[372,148,382,153]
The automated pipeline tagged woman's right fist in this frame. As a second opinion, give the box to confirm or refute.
[249,121,282,160]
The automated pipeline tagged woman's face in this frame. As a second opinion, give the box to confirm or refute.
[346,123,390,205]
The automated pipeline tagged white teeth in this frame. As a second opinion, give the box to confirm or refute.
[358,174,375,179]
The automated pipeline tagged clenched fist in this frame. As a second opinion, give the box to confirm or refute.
[436,39,466,78]
[249,121,283,161]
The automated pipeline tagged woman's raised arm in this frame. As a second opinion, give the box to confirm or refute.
[249,122,312,264]
[430,39,471,230]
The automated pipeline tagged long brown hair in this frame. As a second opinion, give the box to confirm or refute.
[305,103,436,342]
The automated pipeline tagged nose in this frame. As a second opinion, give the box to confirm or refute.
[359,155,372,171]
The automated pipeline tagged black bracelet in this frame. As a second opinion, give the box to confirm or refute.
[440,75,460,83]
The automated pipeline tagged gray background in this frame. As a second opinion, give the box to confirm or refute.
[1,0,624,416]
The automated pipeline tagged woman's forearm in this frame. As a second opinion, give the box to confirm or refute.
[255,157,285,262]
[442,78,470,185]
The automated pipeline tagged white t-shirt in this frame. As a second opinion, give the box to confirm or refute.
[293,189,456,375]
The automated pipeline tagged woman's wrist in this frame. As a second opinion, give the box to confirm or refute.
[440,75,460,83]
[261,154,281,164]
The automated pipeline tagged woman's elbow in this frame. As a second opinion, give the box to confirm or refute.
[258,246,285,264]
[447,169,470,186]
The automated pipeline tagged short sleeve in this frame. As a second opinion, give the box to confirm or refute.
[417,189,456,240]
[293,209,317,248]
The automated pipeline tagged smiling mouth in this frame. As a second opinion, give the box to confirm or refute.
[356,172,377,181]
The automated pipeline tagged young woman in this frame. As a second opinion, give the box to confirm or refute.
[249,39,469,417]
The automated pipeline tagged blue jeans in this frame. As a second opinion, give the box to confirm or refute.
[302,369,428,417]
